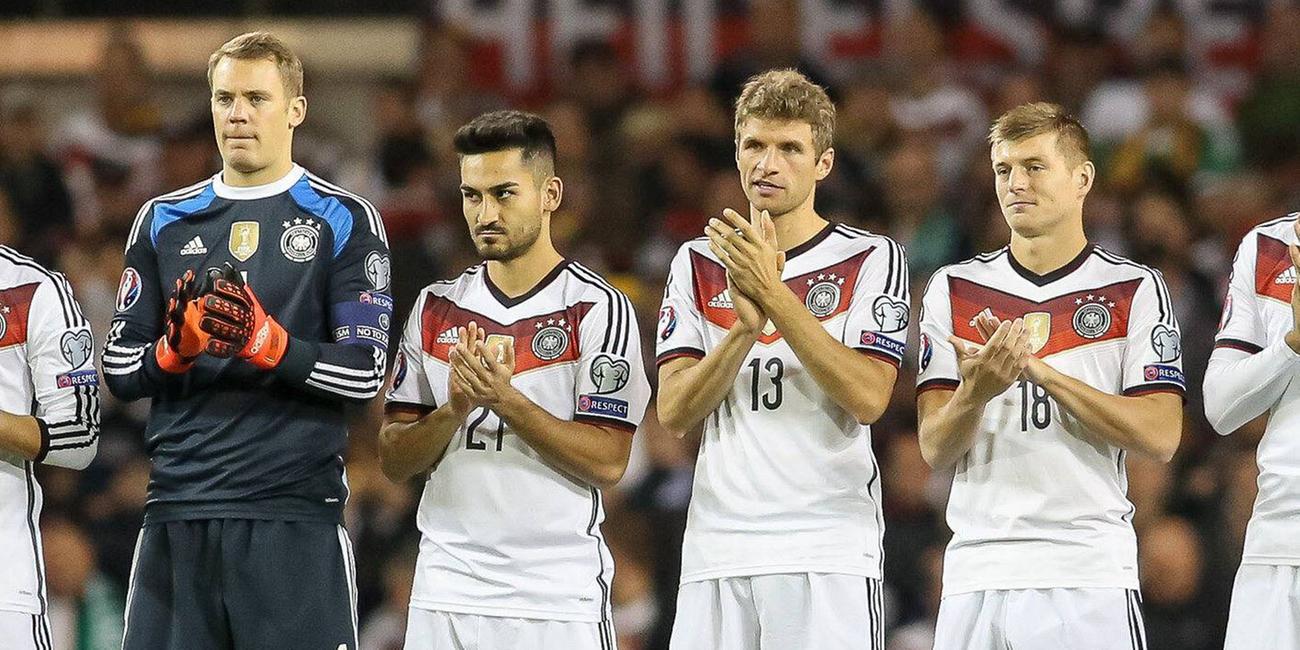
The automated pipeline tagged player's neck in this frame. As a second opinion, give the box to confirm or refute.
[1009,227,1089,276]
[486,242,564,298]
[756,203,828,252]
[221,158,296,188]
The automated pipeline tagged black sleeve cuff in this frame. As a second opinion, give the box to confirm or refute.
[272,336,320,385]
[574,414,639,433]
[32,417,50,464]
[917,378,960,393]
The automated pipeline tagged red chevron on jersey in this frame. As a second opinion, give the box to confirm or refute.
[0,282,38,350]
[1255,234,1295,305]
[949,276,1142,357]
[420,295,594,374]
[690,248,873,345]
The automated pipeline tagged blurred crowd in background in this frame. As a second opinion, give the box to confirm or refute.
[2,2,1299,649]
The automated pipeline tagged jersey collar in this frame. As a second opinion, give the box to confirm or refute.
[483,260,572,308]
[1006,243,1095,286]
[212,164,305,200]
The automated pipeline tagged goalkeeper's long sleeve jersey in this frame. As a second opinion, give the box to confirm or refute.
[102,165,392,524]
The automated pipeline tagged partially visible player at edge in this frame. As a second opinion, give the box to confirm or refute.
[916,102,1183,650]
[1204,208,1300,649]
[101,32,391,649]
[657,69,908,649]
[379,110,650,649]
[0,246,99,650]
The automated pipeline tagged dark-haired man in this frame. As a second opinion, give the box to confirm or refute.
[379,110,649,649]
[102,32,390,649]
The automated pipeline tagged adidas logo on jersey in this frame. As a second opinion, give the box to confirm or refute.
[435,327,459,345]
[707,289,734,310]
[180,236,208,256]
[1277,267,1297,285]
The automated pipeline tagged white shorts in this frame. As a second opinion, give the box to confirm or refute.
[403,607,616,650]
[0,610,53,650]
[933,588,1146,650]
[1225,564,1300,650]
[669,573,885,650]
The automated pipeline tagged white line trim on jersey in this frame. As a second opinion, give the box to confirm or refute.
[305,377,379,400]
[308,371,384,391]
[121,529,144,649]
[305,172,389,246]
[124,180,211,251]
[336,526,360,649]
[23,464,47,616]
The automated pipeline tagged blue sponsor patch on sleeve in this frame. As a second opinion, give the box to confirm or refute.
[56,369,99,388]
[577,394,630,419]
[1142,364,1185,386]
[333,298,393,350]
[859,331,906,358]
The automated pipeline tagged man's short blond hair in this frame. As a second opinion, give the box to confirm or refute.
[989,102,1090,166]
[734,69,836,154]
[207,31,304,98]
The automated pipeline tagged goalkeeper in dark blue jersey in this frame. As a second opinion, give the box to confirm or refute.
[101,31,390,650]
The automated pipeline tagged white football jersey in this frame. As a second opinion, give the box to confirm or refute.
[385,261,650,622]
[656,223,909,583]
[917,244,1183,596]
[1213,213,1300,566]
[0,246,99,614]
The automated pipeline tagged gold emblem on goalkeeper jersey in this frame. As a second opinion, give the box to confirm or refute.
[1024,311,1051,353]
[229,221,260,261]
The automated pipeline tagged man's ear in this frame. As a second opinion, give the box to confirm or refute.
[816,147,835,181]
[1077,160,1095,197]
[542,176,563,213]
[288,96,307,128]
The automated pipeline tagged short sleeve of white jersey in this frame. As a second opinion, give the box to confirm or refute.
[1215,232,1267,353]
[27,277,99,469]
[655,244,707,366]
[386,289,437,413]
[917,269,960,392]
[573,290,650,432]
[841,238,910,366]
[1120,272,1186,396]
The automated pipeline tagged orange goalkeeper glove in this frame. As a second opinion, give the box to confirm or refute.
[202,264,290,371]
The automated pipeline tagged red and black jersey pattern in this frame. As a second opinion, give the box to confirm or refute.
[1254,233,1294,305]
[420,295,595,375]
[689,248,874,345]
[0,282,38,350]
[949,276,1143,357]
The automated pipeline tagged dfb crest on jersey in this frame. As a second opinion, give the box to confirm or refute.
[1072,297,1112,339]
[1151,324,1181,362]
[919,333,933,371]
[590,354,631,394]
[871,296,909,333]
[1024,312,1052,353]
[658,306,677,342]
[280,218,321,263]
[116,267,142,312]
[0,305,7,341]
[805,273,844,318]
[229,222,260,262]
[532,322,570,361]
[366,252,391,292]
[60,330,94,369]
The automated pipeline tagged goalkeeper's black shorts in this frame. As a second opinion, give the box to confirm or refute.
[120,518,359,650]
